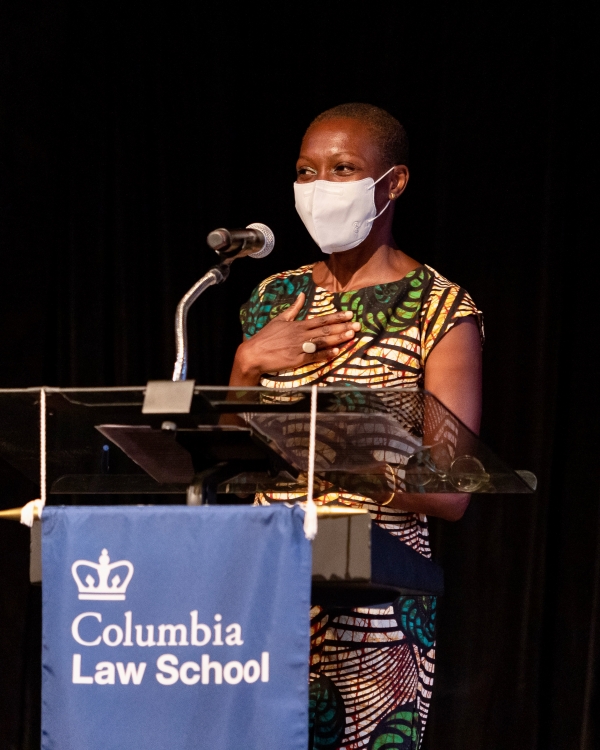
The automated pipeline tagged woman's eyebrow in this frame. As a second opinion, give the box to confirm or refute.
[328,152,361,160]
[297,151,362,162]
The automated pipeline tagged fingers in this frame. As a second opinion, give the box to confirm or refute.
[279,292,305,322]
[311,328,359,349]
[305,309,355,329]
[309,320,361,349]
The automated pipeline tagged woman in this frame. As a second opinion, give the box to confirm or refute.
[230,103,483,749]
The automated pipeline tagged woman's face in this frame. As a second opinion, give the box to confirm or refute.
[296,118,389,184]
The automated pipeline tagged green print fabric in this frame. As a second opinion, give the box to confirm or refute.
[240,267,430,340]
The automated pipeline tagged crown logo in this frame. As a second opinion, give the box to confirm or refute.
[71,549,134,601]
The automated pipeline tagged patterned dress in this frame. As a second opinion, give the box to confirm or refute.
[240,263,482,750]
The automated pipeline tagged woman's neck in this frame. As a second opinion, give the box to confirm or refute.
[312,242,421,293]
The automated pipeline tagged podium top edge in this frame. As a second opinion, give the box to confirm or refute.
[0,385,426,394]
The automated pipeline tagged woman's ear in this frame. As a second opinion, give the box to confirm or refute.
[389,165,409,199]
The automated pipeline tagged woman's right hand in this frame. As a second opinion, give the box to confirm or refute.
[230,293,360,386]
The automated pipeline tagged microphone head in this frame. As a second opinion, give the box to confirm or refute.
[246,223,275,258]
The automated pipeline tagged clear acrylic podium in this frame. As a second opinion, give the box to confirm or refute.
[0,384,535,605]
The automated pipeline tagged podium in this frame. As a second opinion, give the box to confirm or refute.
[0,384,535,604]
[0,384,536,750]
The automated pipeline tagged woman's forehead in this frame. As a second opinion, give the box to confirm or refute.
[299,118,382,163]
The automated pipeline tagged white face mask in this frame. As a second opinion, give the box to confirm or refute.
[294,167,394,254]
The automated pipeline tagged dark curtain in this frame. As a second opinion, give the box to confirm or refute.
[0,2,597,748]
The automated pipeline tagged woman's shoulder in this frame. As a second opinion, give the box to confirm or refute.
[421,264,484,351]
[254,264,315,299]
[422,264,480,309]
[240,264,314,339]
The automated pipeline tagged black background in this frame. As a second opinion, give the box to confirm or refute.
[0,2,597,748]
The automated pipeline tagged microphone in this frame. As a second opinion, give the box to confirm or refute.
[206,222,275,260]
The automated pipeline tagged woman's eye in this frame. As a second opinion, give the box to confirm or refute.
[297,166,317,177]
[334,163,355,175]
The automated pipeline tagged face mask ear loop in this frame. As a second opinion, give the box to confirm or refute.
[370,166,396,187]
[366,200,391,224]
[366,166,395,223]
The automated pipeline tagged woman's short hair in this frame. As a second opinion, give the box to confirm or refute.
[309,103,409,167]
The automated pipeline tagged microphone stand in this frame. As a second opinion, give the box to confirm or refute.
[172,262,230,381]
[171,223,273,381]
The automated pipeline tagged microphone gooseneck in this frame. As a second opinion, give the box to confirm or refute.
[172,264,230,382]
[172,223,275,381]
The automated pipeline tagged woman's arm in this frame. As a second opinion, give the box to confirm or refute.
[222,293,359,425]
[424,316,482,435]
[229,293,360,387]
[387,317,482,521]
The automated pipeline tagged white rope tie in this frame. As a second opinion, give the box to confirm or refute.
[303,384,318,540]
[40,387,47,504]
[20,387,46,527]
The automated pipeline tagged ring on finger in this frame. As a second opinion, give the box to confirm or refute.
[302,339,317,354]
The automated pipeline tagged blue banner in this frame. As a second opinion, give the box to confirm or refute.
[42,505,311,750]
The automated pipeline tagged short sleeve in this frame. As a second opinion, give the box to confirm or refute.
[239,283,265,340]
[239,265,314,339]
[420,267,484,362]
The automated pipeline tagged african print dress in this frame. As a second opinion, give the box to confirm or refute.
[240,263,482,750]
